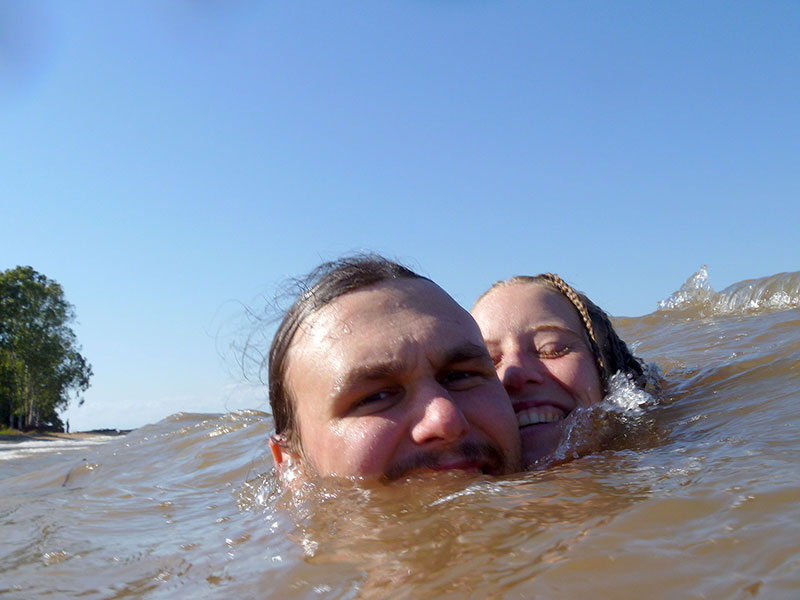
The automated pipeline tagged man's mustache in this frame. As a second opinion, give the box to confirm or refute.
[384,441,505,481]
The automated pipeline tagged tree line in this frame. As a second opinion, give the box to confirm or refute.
[0,266,92,430]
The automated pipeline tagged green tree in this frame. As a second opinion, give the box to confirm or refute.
[0,266,92,430]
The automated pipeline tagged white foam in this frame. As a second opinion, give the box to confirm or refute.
[604,372,654,415]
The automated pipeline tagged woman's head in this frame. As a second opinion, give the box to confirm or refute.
[471,274,643,465]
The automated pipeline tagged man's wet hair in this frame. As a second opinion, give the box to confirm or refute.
[268,254,428,451]
[476,274,645,392]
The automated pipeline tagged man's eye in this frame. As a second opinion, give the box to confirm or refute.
[440,370,483,390]
[349,390,397,415]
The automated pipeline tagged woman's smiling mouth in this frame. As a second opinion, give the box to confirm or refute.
[515,405,568,428]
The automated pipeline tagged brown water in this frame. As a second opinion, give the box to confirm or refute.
[2,269,799,598]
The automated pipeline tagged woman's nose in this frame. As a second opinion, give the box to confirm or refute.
[499,350,545,395]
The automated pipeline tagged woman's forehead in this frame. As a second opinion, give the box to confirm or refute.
[474,282,584,334]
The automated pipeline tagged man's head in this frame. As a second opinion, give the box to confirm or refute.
[268,255,522,480]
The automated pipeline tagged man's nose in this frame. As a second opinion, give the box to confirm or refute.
[499,349,545,395]
[410,387,469,446]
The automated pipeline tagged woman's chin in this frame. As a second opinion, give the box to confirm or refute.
[519,420,564,468]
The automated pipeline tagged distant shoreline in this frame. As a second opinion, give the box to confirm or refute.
[0,429,131,443]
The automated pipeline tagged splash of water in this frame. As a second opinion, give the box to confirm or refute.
[657,266,714,312]
[529,372,657,469]
[604,371,655,415]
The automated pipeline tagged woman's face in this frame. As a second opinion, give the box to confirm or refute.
[471,283,604,466]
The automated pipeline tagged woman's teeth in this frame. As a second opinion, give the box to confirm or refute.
[516,407,565,427]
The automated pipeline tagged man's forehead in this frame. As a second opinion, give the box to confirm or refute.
[308,278,466,330]
[287,279,482,371]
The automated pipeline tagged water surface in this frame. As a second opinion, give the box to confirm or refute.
[2,269,798,598]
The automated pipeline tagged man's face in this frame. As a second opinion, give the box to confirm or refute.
[275,278,522,480]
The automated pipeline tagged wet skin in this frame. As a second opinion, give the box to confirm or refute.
[272,278,523,480]
[472,283,603,467]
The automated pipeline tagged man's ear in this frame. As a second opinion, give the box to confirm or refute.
[269,434,300,477]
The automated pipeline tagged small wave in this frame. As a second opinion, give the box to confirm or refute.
[0,437,112,462]
[656,266,715,312]
[657,267,800,316]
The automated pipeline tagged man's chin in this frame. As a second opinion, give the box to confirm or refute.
[385,462,489,483]
[414,463,485,476]
[387,467,484,484]
[519,420,564,468]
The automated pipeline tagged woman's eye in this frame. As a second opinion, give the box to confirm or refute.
[530,331,575,359]
[536,343,570,358]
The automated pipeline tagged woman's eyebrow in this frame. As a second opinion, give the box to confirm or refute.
[529,324,581,336]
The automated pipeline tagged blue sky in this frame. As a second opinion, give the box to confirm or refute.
[2,1,798,431]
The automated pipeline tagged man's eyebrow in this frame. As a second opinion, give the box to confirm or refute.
[330,343,491,396]
[440,342,493,366]
[332,362,404,395]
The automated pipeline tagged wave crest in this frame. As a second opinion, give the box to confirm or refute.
[657,267,800,316]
